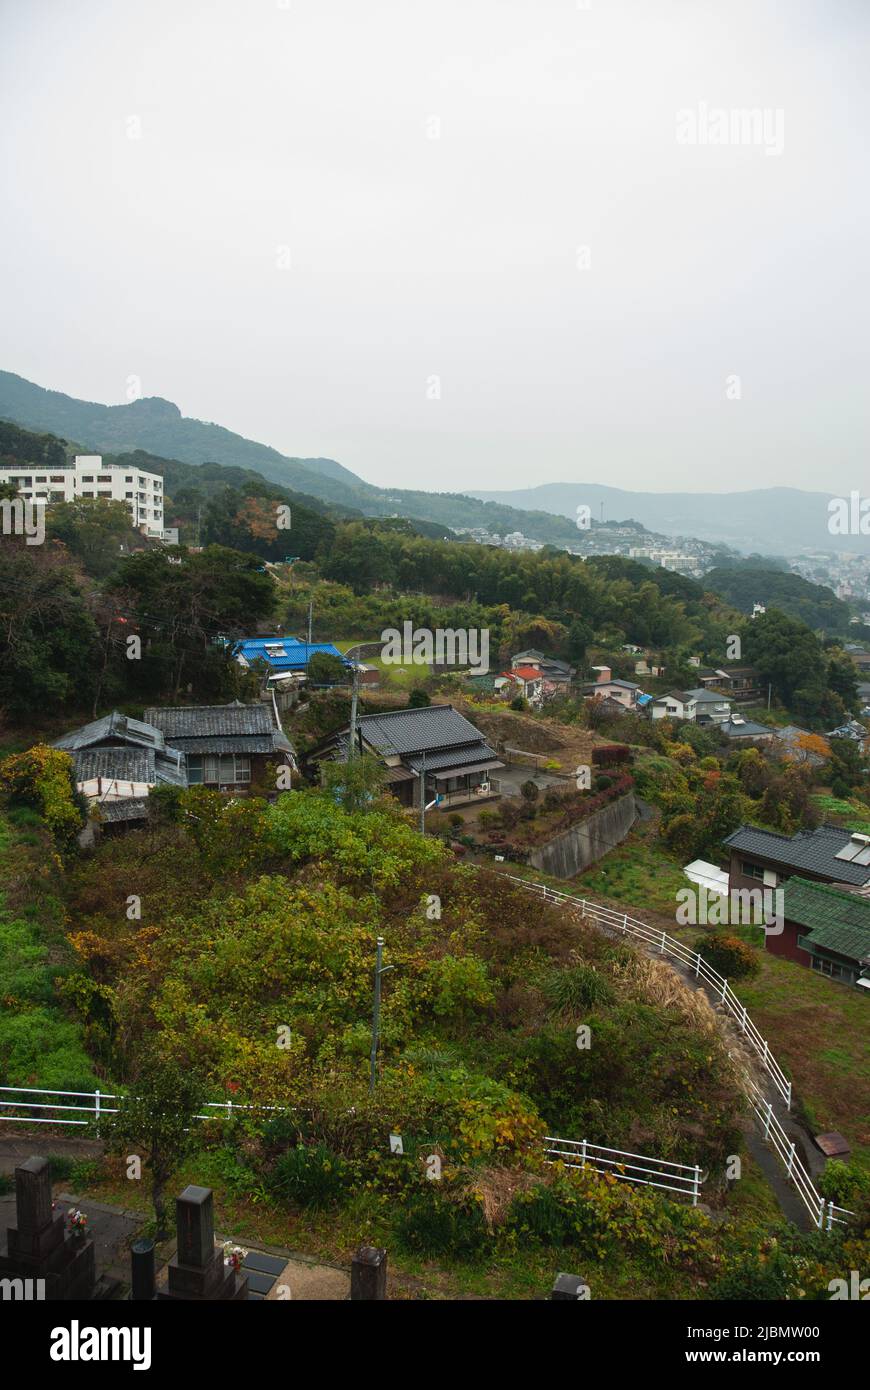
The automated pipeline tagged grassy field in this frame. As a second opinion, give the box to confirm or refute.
[333,639,432,691]
[575,816,688,916]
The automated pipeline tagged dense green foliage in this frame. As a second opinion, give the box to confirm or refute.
[705,566,855,635]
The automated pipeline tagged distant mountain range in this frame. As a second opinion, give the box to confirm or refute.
[469,482,861,556]
[0,369,858,556]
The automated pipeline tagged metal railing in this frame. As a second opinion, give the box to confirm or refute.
[503,875,793,1108]
[503,875,860,1232]
[743,1077,854,1231]
[544,1136,703,1204]
[0,1083,854,1231]
[0,1086,276,1128]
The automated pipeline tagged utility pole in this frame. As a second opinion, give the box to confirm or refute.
[419,748,426,835]
[369,937,394,1093]
[767,682,772,711]
[348,658,360,761]
[307,598,313,661]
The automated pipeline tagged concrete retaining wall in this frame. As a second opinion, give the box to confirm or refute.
[528,791,637,880]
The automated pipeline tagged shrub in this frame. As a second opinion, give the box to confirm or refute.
[592,745,631,767]
[510,697,527,712]
[395,1188,488,1260]
[520,780,539,802]
[817,1160,870,1208]
[408,688,431,708]
[448,812,464,828]
[0,746,84,843]
[268,1143,346,1209]
[693,933,760,980]
[709,1251,792,1301]
[261,1113,300,1149]
[542,964,615,1013]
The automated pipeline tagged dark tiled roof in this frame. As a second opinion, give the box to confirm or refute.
[168,735,276,756]
[71,746,187,787]
[97,798,149,823]
[781,877,870,963]
[725,824,870,885]
[55,711,166,752]
[720,718,773,738]
[406,744,501,773]
[355,705,485,756]
[143,702,274,738]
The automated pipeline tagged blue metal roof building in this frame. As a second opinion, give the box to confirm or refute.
[233,636,350,675]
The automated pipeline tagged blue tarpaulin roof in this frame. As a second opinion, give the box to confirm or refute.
[233,637,350,672]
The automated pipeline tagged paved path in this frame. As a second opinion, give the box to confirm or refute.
[548,893,824,1231]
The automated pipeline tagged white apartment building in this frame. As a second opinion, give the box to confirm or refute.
[0,454,165,537]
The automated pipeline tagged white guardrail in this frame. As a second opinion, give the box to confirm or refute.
[504,876,793,1106]
[543,1136,703,1204]
[0,1087,269,1126]
[503,874,856,1232]
[0,1084,707,1207]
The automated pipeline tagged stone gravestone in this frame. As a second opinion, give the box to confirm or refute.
[0,1155,95,1300]
[161,1185,247,1300]
[350,1245,387,1300]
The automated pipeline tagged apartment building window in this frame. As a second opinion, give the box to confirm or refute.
[125,476,133,483]
[98,475,112,482]
[50,476,65,483]
[125,492,133,499]
[186,754,251,785]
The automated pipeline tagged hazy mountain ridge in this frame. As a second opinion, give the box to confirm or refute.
[2,369,855,556]
[469,482,859,556]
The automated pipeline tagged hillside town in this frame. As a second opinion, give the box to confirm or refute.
[0,1,866,1367]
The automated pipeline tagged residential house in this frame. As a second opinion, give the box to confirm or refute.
[501,666,545,708]
[55,712,187,827]
[847,649,870,675]
[826,719,868,752]
[650,690,697,722]
[771,877,870,988]
[306,704,504,810]
[724,824,870,895]
[685,688,732,726]
[142,700,295,794]
[511,650,575,696]
[718,715,775,745]
[697,666,762,702]
[774,725,830,767]
[233,636,351,686]
[581,667,641,710]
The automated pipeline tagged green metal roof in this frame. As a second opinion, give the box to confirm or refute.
[783,876,870,964]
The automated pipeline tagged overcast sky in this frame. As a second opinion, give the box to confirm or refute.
[1,0,868,495]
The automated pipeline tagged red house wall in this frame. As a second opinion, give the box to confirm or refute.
[765,918,811,967]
